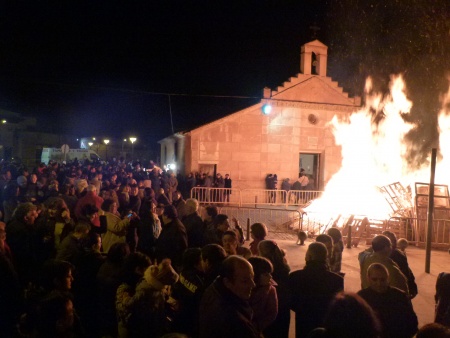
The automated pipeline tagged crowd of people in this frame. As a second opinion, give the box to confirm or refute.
[0,158,449,337]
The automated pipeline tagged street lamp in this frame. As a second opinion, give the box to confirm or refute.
[104,139,110,160]
[88,142,93,149]
[129,137,137,160]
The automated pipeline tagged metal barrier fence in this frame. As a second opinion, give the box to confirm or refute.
[204,206,302,236]
[190,187,323,208]
[388,217,450,247]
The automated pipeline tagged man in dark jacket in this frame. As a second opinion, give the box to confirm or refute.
[358,263,418,338]
[199,255,259,338]
[289,242,344,338]
[155,205,188,270]
[182,198,205,248]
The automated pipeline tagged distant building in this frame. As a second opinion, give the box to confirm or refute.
[0,108,78,166]
[161,40,361,189]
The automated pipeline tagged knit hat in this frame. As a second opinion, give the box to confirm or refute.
[144,259,179,290]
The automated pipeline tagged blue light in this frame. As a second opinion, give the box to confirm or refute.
[262,104,272,115]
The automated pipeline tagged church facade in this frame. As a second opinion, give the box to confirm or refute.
[159,40,361,190]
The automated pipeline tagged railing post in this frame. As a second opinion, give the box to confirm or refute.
[346,225,352,248]
[246,218,251,241]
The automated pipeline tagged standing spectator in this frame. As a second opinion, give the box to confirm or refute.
[203,214,230,246]
[360,235,409,294]
[2,182,19,223]
[182,198,205,248]
[327,227,344,274]
[155,205,188,270]
[224,173,232,203]
[358,263,418,337]
[214,173,225,202]
[199,255,259,338]
[5,202,40,286]
[309,292,382,338]
[289,242,344,338]
[383,230,418,298]
[248,256,278,335]
[222,230,252,259]
[115,252,152,337]
[249,223,268,256]
[171,248,205,336]
[136,200,161,259]
[436,271,450,326]
[118,258,179,338]
[0,221,21,337]
[201,244,227,288]
[185,172,196,199]
[172,190,187,220]
[74,184,104,229]
[168,173,178,203]
[101,199,135,253]
[258,239,291,338]
[281,178,291,203]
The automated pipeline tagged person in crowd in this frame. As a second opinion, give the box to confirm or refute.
[172,190,187,220]
[168,173,178,203]
[97,242,130,338]
[199,255,259,338]
[249,223,268,256]
[398,237,409,253]
[101,199,136,253]
[222,230,252,258]
[171,248,205,336]
[315,233,333,267]
[124,258,179,338]
[203,204,218,230]
[289,242,344,338]
[224,173,232,203]
[298,169,309,191]
[308,292,382,338]
[59,183,78,216]
[203,213,231,245]
[56,221,90,263]
[435,271,450,326]
[157,187,170,206]
[72,231,106,335]
[358,263,418,337]
[127,183,141,214]
[2,182,19,223]
[33,291,84,338]
[37,197,75,261]
[359,234,409,294]
[25,173,39,204]
[258,239,291,338]
[74,184,104,230]
[281,178,291,203]
[214,173,225,202]
[382,230,418,298]
[327,227,344,274]
[5,202,40,286]
[182,198,205,248]
[115,252,152,337]
[136,199,161,259]
[155,205,188,270]
[201,243,227,288]
[0,221,22,337]
[248,256,278,335]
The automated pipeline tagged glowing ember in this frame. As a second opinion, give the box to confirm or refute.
[306,75,450,223]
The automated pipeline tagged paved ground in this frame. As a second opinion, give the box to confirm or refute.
[258,232,448,335]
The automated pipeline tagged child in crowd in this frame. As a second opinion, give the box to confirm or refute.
[397,238,409,253]
[248,256,278,335]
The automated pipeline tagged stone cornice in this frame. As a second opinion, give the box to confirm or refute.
[265,99,359,112]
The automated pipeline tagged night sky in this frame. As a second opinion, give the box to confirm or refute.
[0,1,449,159]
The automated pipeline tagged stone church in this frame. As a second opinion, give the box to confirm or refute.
[158,40,361,190]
